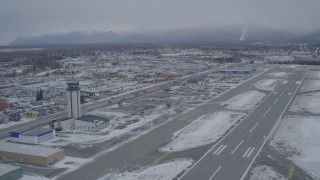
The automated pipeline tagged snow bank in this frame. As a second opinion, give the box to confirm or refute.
[160,111,244,152]
[300,80,320,92]
[270,115,320,179]
[290,92,320,114]
[254,79,280,91]
[268,72,288,78]
[222,90,266,111]
[98,158,193,180]
[249,165,287,180]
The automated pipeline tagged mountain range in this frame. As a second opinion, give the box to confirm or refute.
[9,25,320,46]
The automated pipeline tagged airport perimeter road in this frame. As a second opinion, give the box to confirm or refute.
[179,69,308,180]
[58,67,292,180]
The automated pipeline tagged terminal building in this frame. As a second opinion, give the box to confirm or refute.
[0,142,65,166]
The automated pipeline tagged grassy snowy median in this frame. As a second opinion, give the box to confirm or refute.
[222,90,266,111]
[160,111,244,152]
[270,115,320,179]
[254,79,280,91]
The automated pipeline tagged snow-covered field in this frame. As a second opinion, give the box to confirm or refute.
[268,72,288,78]
[254,79,280,91]
[98,158,193,180]
[270,115,320,179]
[307,71,320,79]
[300,80,320,92]
[222,90,266,111]
[289,92,320,114]
[160,111,244,152]
[249,165,287,180]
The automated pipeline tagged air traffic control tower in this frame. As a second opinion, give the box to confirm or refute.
[67,82,81,118]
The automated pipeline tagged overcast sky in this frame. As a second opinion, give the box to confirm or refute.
[1,0,320,44]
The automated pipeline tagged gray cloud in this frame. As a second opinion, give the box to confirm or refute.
[1,0,320,44]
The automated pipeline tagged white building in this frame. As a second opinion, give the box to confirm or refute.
[75,115,109,132]
[67,82,81,118]
[10,127,56,144]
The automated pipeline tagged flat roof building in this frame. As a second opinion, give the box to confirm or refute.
[0,142,64,166]
[0,164,23,180]
[10,126,56,144]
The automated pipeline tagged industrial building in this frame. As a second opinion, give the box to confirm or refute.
[10,127,56,144]
[67,82,82,118]
[0,142,65,166]
[75,115,110,132]
[0,164,23,180]
[219,68,255,74]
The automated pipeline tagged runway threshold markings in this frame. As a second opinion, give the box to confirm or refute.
[152,152,170,165]
[231,140,244,155]
[249,123,258,133]
[263,107,271,117]
[208,166,222,180]
[242,147,255,158]
[213,145,227,155]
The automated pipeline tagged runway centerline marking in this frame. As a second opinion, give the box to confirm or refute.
[243,147,252,157]
[273,99,279,104]
[263,107,271,117]
[249,123,259,133]
[246,147,255,158]
[231,140,244,155]
[280,92,284,96]
[208,166,222,180]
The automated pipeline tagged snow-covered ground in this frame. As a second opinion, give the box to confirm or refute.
[249,165,287,180]
[268,72,288,78]
[0,117,36,130]
[270,115,320,179]
[98,158,193,180]
[160,111,244,152]
[222,90,266,111]
[254,79,280,91]
[300,80,320,92]
[289,92,320,114]
[19,175,50,180]
[307,71,320,79]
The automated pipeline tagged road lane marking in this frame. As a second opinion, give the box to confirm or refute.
[208,166,222,180]
[243,147,252,157]
[231,140,244,155]
[280,92,284,96]
[152,152,170,165]
[273,99,279,104]
[246,147,255,158]
[263,107,271,116]
[249,123,259,133]
[213,145,224,155]
[216,145,227,155]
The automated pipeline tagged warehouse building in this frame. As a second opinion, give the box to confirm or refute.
[219,68,255,74]
[10,127,56,144]
[75,115,110,132]
[0,164,23,180]
[0,142,65,166]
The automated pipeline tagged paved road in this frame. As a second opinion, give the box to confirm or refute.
[0,65,224,139]
[179,68,308,180]
[58,66,293,180]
